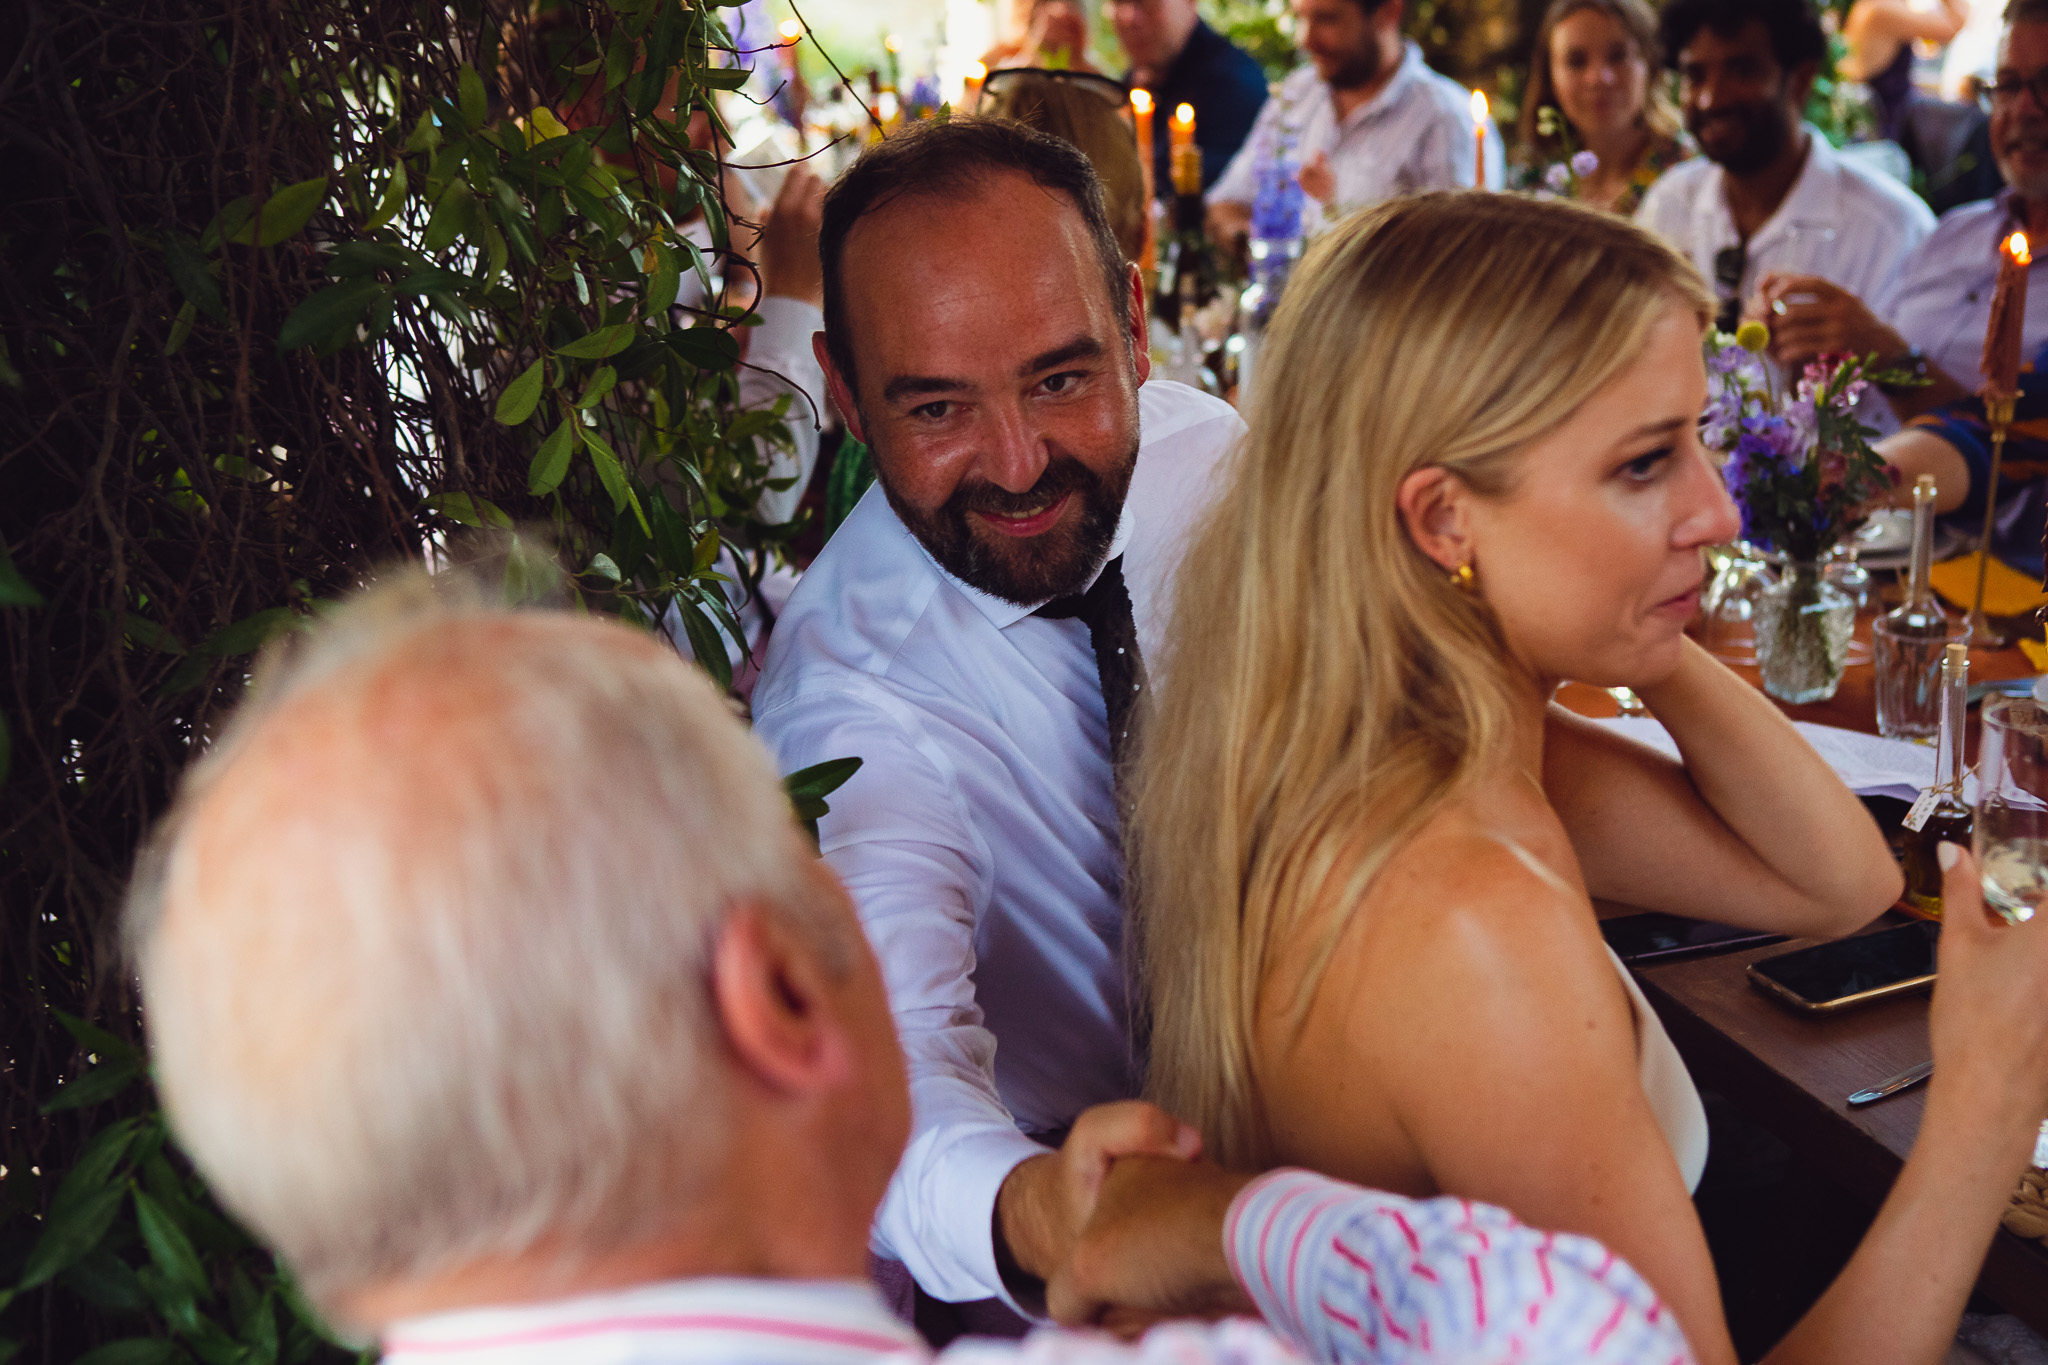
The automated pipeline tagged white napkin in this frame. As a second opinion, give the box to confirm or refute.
[1591,716,1938,804]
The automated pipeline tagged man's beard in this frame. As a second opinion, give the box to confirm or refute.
[1689,97,1791,176]
[1320,41,1386,93]
[884,448,1138,606]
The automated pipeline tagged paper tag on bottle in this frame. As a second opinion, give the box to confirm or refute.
[1904,787,1941,833]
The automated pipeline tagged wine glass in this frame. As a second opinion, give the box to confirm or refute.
[1974,693,2048,924]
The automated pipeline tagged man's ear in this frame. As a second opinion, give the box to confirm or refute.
[711,903,856,1097]
[1394,465,1474,574]
[1125,264,1152,385]
[1785,59,1822,114]
[813,333,868,446]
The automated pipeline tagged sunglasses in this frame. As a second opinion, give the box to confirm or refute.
[979,66,1134,111]
[1713,243,1746,335]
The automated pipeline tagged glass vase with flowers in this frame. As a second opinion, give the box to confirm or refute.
[1702,324,1901,703]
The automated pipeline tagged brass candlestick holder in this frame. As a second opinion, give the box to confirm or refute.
[1969,393,2019,646]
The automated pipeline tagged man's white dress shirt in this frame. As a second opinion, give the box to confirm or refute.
[751,381,1243,1307]
[1882,190,2048,390]
[1637,124,1935,317]
[1209,43,1504,223]
[379,1170,1693,1365]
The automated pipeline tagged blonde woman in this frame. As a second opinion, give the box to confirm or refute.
[1130,192,2048,1365]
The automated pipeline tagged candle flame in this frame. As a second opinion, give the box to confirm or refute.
[778,18,801,40]
[885,34,902,53]
[2012,231,2032,265]
[1130,88,1152,114]
[1472,89,1488,123]
[1173,102,1194,127]
[968,60,987,80]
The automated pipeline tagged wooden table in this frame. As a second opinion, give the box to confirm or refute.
[1554,597,2048,1334]
[1634,932,2048,1339]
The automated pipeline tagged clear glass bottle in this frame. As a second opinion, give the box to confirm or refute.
[1873,475,1953,738]
[1234,140,1303,412]
[1902,641,1973,918]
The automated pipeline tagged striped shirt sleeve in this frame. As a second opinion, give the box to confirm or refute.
[1222,1169,1695,1365]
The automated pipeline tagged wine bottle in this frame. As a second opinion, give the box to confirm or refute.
[1901,641,1972,918]
[1153,144,1216,341]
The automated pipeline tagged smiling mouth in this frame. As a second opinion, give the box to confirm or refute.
[972,492,1074,538]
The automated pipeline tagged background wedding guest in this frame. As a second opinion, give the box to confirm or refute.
[1206,0,1503,243]
[1112,0,1268,198]
[1637,0,1934,337]
[1513,0,1691,215]
[752,118,1244,1338]
[1841,0,1970,144]
[126,576,1693,1365]
[984,0,1101,74]
[1754,0,2048,428]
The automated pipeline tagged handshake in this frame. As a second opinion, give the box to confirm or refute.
[993,1101,1255,1333]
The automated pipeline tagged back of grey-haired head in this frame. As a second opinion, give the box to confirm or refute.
[125,568,831,1323]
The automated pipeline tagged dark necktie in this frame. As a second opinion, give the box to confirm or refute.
[1036,555,1146,790]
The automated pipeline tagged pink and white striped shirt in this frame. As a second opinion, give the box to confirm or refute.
[381,1171,1692,1365]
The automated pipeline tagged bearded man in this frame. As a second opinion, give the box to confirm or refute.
[1205,0,1501,244]
[1637,0,1933,346]
[750,119,1244,1339]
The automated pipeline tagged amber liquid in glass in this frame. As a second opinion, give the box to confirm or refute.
[1901,642,1971,918]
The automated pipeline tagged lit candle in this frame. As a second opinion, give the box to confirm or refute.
[778,18,801,44]
[1171,102,1195,153]
[1984,231,2032,400]
[1471,90,1488,190]
[1131,88,1155,182]
[965,60,987,106]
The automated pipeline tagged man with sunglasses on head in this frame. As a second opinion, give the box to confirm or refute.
[1112,0,1268,197]
[751,118,1245,1341]
[1636,0,1933,352]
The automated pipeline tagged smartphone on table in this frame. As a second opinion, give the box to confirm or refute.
[1746,920,1939,1015]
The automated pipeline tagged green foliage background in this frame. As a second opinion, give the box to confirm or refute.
[0,0,831,1357]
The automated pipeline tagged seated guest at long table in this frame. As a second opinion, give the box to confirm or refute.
[753,119,1245,1332]
[1723,1,2048,426]
[1206,0,1503,244]
[124,576,1692,1365]
[1128,190,2048,1365]
[1880,335,2048,576]
[1637,0,1933,338]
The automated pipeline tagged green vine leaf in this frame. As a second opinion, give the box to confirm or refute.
[529,417,577,495]
[494,358,546,426]
[365,160,409,232]
[421,492,514,530]
[242,177,329,248]
[555,322,635,359]
[134,1189,211,1298]
[71,1340,174,1365]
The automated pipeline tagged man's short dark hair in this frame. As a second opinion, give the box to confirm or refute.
[1658,0,1827,74]
[2009,0,2048,25]
[818,117,1132,394]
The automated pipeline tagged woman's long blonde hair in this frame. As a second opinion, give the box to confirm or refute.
[1128,192,1712,1170]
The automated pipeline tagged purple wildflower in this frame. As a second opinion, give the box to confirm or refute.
[1544,162,1572,193]
[1570,149,1600,176]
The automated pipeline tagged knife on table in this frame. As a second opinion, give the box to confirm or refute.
[1847,1059,1933,1107]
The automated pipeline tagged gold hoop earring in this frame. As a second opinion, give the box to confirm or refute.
[1450,562,1476,594]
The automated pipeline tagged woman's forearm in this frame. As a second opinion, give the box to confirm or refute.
[1634,638,1902,929]
[1762,1078,2035,1365]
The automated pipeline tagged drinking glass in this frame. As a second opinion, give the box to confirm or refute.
[1874,616,1966,740]
[1975,693,2048,923]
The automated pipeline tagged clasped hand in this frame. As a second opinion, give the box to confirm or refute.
[995,1100,1254,1335]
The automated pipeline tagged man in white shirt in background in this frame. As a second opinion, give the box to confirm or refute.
[1637,0,1934,350]
[1205,0,1503,242]
[126,579,1692,1365]
[752,120,1245,1336]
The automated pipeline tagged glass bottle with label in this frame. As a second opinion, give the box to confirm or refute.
[1873,474,1953,739]
[1901,641,1973,917]
[1153,143,1218,390]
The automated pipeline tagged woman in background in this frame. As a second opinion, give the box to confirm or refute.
[1515,0,1688,214]
[1842,0,1970,143]
[976,70,1147,265]
[1130,191,2048,1365]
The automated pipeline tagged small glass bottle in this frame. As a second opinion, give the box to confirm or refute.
[1902,641,1973,917]
[1874,475,1953,739]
